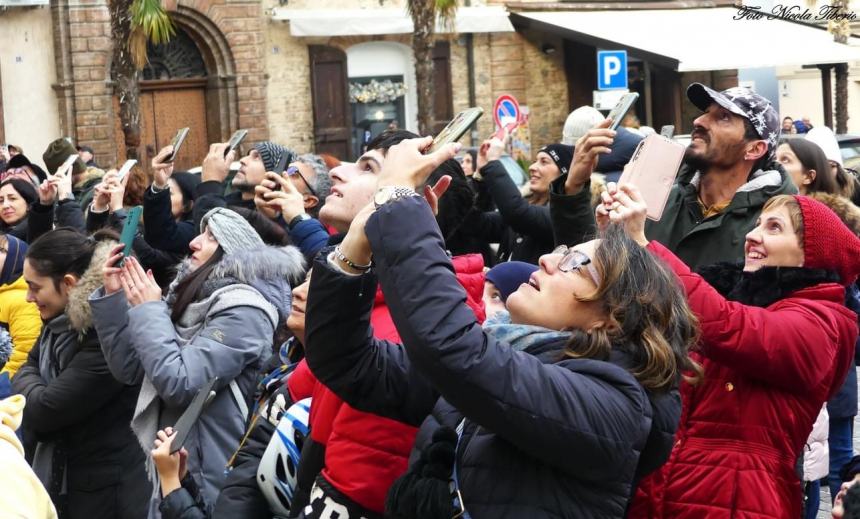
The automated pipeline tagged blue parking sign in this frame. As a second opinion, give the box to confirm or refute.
[597,51,627,91]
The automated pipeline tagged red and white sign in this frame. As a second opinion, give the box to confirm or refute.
[493,94,521,129]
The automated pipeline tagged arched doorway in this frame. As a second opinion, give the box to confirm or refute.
[113,13,238,172]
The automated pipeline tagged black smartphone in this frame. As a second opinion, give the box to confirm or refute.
[660,125,676,139]
[165,128,190,163]
[270,151,291,192]
[118,206,142,266]
[428,107,484,153]
[170,377,219,454]
[224,129,248,159]
[606,93,640,132]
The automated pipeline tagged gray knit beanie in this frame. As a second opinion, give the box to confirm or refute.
[254,142,294,172]
[200,207,265,255]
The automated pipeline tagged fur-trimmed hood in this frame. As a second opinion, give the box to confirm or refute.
[807,192,860,237]
[66,239,117,332]
[168,244,305,323]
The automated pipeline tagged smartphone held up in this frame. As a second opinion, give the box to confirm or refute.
[428,107,483,153]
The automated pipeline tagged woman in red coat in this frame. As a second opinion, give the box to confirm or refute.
[605,188,860,518]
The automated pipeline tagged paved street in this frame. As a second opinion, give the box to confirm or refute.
[815,368,860,518]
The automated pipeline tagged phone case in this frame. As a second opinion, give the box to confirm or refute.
[170,377,219,454]
[119,206,143,264]
[607,93,639,132]
[225,130,248,158]
[617,134,685,221]
[167,128,190,162]
[429,108,483,153]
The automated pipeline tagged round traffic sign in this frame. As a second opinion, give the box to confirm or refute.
[493,94,520,128]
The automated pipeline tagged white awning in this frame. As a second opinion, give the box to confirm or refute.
[271,6,514,37]
[513,8,860,71]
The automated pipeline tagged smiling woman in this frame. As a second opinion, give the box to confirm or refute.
[0,179,38,241]
[609,185,860,518]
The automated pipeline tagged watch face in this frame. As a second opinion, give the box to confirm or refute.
[374,187,393,206]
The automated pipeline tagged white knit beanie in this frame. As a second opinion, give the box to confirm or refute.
[562,106,604,145]
[200,207,264,255]
[806,127,843,167]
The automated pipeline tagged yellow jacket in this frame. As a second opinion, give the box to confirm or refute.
[0,395,58,518]
[0,276,41,377]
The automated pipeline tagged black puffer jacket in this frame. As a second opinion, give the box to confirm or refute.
[11,239,150,519]
[305,196,680,518]
[464,160,594,265]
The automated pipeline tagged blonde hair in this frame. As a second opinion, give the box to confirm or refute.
[762,195,804,247]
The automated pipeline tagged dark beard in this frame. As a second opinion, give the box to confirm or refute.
[231,180,257,193]
[683,147,710,172]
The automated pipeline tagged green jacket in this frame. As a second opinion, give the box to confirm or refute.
[646,163,797,269]
[549,162,797,271]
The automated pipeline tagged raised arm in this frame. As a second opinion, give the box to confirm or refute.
[303,250,437,425]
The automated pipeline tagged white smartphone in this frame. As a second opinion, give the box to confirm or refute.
[116,159,137,182]
[57,153,79,177]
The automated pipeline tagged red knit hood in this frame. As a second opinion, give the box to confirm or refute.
[795,195,860,285]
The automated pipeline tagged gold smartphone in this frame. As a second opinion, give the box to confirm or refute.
[428,107,484,153]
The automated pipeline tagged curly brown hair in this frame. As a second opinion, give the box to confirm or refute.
[562,225,702,391]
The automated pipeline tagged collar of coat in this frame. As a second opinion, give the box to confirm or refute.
[696,262,841,308]
[65,239,118,333]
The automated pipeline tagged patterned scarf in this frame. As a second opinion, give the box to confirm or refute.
[482,311,572,352]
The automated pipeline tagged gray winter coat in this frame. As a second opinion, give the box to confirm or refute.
[89,245,304,517]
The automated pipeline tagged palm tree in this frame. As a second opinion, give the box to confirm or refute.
[406,0,457,136]
[109,0,174,160]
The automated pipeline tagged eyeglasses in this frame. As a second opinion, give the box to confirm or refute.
[552,245,600,285]
[286,166,317,197]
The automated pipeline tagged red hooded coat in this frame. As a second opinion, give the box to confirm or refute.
[629,241,857,518]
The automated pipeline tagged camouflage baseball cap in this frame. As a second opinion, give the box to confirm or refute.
[687,83,780,155]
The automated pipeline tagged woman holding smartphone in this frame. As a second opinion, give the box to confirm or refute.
[303,138,700,518]
[11,228,150,518]
[605,185,859,518]
[89,207,305,517]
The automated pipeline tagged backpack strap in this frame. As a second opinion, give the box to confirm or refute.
[229,379,249,420]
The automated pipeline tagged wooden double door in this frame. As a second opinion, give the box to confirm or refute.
[114,80,209,173]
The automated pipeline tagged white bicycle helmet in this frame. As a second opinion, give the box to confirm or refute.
[257,397,311,517]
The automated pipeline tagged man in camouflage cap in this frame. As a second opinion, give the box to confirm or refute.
[555,83,796,269]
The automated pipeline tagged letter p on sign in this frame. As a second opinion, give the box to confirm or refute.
[597,51,628,91]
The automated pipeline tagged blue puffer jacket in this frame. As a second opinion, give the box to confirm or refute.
[305,196,681,518]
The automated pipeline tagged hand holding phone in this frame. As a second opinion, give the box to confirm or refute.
[269,152,291,192]
[170,378,219,454]
[428,108,483,153]
[116,159,137,183]
[606,93,640,132]
[56,153,80,177]
[165,128,190,163]
[224,130,248,159]
[617,134,684,221]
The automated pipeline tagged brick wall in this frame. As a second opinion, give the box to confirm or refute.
[54,0,269,167]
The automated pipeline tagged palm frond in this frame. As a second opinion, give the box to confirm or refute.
[131,0,174,43]
[129,0,175,69]
[435,0,458,31]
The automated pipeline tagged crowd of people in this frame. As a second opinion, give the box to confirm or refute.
[1,81,860,519]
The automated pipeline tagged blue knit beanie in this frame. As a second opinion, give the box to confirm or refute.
[485,261,539,302]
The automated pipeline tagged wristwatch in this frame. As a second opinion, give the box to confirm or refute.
[288,213,312,230]
[374,186,418,208]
